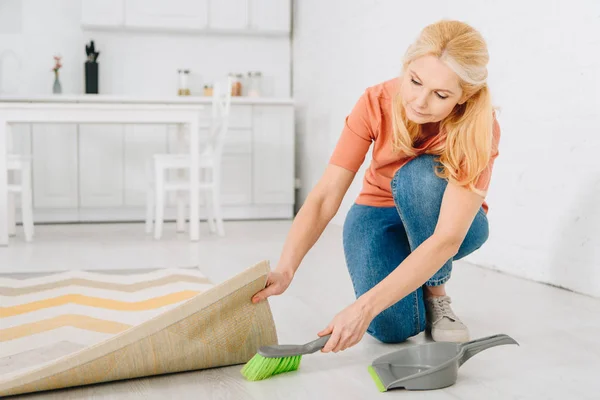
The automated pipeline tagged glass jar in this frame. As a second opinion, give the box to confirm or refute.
[229,73,243,96]
[247,71,262,97]
[178,69,191,96]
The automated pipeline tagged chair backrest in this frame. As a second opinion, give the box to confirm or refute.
[204,77,232,159]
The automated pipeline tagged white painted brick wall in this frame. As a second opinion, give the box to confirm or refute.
[292,0,600,297]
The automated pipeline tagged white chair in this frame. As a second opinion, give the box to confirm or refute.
[7,154,34,242]
[145,81,232,239]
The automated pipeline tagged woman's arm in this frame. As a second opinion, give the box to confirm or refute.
[275,164,356,277]
[252,164,355,303]
[358,182,485,318]
[319,182,486,352]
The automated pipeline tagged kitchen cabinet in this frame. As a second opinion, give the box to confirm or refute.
[221,152,253,205]
[249,0,291,34]
[81,0,124,27]
[208,0,248,30]
[125,0,208,30]
[124,125,168,207]
[19,99,294,223]
[78,125,124,207]
[80,0,290,35]
[252,105,294,204]
[31,124,79,209]
[220,128,253,205]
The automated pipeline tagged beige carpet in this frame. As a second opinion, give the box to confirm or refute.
[0,260,278,397]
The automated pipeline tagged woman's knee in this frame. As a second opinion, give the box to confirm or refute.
[454,209,490,259]
[368,328,411,344]
[367,315,422,344]
[393,155,446,201]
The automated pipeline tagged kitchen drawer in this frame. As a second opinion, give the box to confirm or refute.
[198,105,252,129]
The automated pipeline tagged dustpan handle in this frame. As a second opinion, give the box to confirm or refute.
[458,334,519,366]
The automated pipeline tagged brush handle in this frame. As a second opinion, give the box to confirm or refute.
[303,334,332,354]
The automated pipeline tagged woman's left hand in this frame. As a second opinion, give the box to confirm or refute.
[318,299,374,353]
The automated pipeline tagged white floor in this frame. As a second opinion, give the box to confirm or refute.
[1,221,600,399]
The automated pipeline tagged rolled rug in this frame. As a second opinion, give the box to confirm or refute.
[0,260,278,397]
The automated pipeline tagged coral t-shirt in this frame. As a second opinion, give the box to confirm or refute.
[329,78,500,213]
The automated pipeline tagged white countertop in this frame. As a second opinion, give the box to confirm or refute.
[0,94,294,105]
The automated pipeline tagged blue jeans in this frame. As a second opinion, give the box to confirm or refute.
[343,155,489,343]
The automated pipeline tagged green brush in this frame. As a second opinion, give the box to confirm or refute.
[241,334,331,381]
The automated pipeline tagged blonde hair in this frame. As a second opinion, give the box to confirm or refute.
[392,20,494,195]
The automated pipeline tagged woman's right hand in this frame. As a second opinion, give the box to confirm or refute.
[251,269,294,304]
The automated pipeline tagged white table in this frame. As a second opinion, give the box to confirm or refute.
[0,101,204,246]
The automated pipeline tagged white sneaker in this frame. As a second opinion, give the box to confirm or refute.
[425,295,470,343]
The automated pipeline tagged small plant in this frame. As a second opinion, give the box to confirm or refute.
[52,55,62,77]
[52,55,63,94]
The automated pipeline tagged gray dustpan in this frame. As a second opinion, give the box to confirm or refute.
[368,334,518,392]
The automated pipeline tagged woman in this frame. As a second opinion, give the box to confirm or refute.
[252,19,501,353]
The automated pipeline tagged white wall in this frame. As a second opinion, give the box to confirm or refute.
[292,0,600,297]
[0,0,290,97]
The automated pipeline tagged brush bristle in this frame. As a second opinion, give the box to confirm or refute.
[241,353,302,381]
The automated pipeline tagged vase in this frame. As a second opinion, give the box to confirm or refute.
[52,73,62,94]
[85,62,98,94]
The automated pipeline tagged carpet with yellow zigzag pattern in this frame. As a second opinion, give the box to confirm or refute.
[0,261,278,397]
